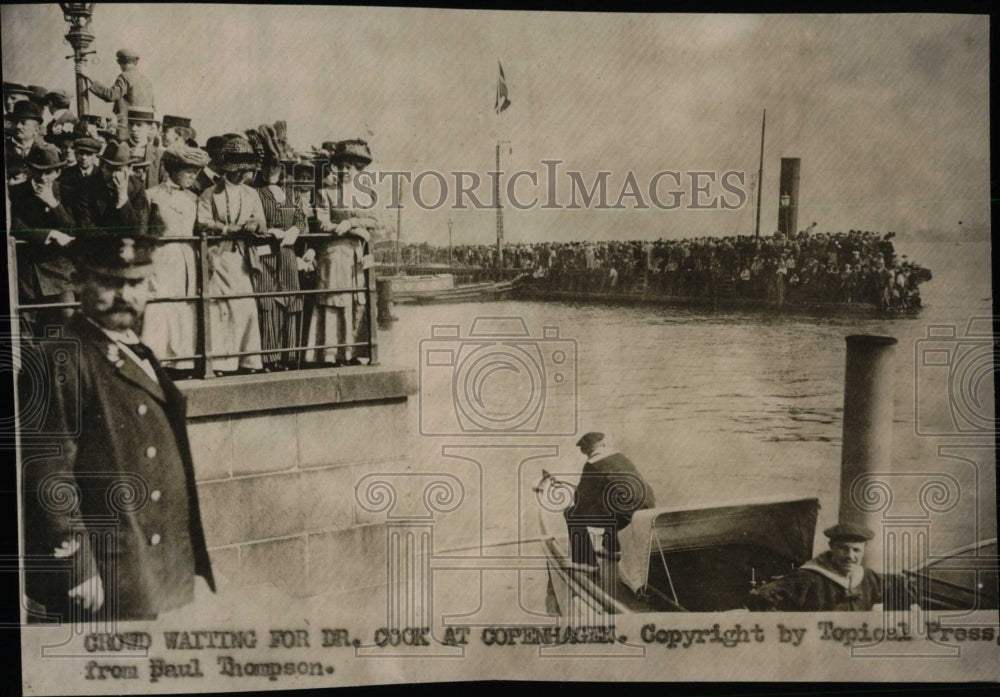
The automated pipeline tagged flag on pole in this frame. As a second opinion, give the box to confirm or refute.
[495,61,511,114]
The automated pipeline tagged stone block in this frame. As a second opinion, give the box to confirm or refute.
[298,401,409,468]
[299,466,355,532]
[187,417,233,481]
[239,536,307,595]
[197,473,306,547]
[350,460,413,526]
[208,547,240,589]
[306,525,387,595]
[231,412,298,476]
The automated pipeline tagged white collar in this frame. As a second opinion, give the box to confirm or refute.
[586,446,618,464]
[800,552,866,590]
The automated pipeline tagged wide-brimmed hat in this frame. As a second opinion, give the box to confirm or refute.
[127,106,157,124]
[10,100,43,123]
[161,143,210,170]
[100,141,139,167]
[218,135,258,172]
[70,227,155,280]
[25,144,67,171]
[330,139,372,165]
[4,82,32,97]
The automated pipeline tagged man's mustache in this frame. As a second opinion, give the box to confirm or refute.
[102,302,138,315]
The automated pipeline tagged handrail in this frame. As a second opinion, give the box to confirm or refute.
[7,231,378,379]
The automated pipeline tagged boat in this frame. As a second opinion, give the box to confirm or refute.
[407,279,518,304]
[902,538,998,610]
[536,473,819,614]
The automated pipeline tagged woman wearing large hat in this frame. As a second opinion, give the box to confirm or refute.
[194,135,266,374]
[141,143,211,377]
[304,139,378,366]
[246,123,306,370]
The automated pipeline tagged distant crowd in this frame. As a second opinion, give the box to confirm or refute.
[378,229,931,310]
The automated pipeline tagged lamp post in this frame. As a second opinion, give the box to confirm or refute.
[59,3,97,117]
[780,191,792,236]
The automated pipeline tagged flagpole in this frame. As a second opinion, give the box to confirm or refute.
[495,60,506,270]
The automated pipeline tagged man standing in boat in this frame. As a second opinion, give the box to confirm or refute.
[564,432,656,568]
[747,523,915,611]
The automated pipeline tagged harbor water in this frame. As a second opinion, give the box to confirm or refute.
[378,239,994,611]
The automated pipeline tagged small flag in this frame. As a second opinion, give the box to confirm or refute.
[495,61,511,114]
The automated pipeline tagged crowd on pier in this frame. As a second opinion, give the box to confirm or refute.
[4,58,380,377]
[380,229,931,310]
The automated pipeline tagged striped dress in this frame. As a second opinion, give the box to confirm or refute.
[253,185,305,366]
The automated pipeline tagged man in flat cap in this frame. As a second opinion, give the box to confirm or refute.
[45,89,76,137]
[563,432,656,568]
[76,141,150,236]
[747,522,916,611]
[77,48,154,141]
[59,137,104,222]
[8,144,77,335]
[19,224,215,622]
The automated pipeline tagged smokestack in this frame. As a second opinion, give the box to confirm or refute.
[839,335,898,572]
[778,158,801,236]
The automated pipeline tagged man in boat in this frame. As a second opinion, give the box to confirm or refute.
[747,523,915,611]
[564,432,656,568]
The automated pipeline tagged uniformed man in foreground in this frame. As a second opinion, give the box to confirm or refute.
[21,226,214,622]
[747,523,915,611]
[564,431,656,568]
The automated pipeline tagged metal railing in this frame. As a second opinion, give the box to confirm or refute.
[8,230,379,379]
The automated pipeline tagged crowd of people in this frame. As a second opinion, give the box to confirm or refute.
[380,229,931,310]
[5,54,379,377]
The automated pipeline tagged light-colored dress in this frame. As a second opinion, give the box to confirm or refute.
[142,179,199,368]
[196,180,267,372]
[304,188,370,364]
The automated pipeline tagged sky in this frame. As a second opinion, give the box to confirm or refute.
[1,5,990,246]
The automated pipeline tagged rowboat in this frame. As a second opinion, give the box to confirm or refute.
[403,280,517,304]
[536,473,819,614]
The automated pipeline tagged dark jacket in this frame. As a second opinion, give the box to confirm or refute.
[567,451,656,526]
[21,313,214,620]
[747,552,915,611]
[8,180,76,298]
[75,173,149,236]
[58,164,102,222]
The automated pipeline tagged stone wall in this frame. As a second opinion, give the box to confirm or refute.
[178,367,416,598]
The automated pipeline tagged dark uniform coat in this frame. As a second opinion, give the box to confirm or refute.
[747,551,915,611]
[21,313,214,620]
[75,173,149,236]
[564,451,656,565]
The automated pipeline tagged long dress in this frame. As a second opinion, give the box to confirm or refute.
[304,188,370,364]
[196,180,266,372]
[142,179,198,368]
[253,185,305,366]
